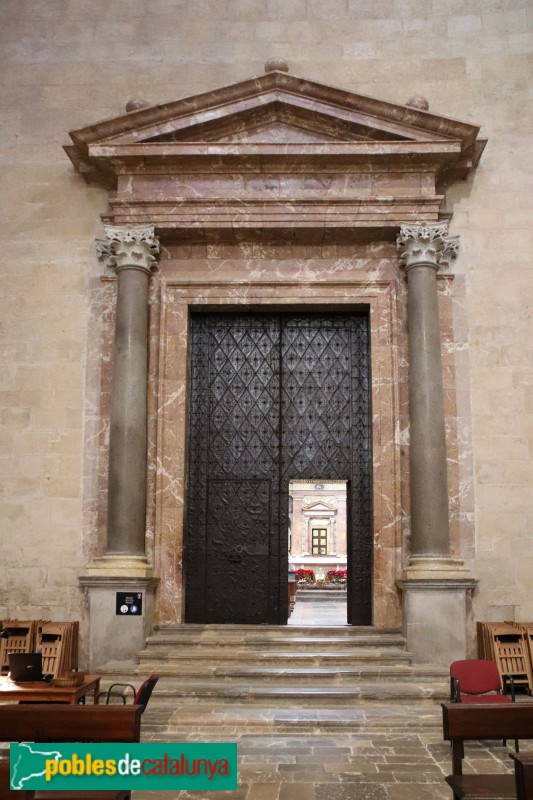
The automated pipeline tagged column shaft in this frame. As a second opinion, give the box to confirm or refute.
[97,225,159,557]
[107,267,150,554]
[397,222,457,560]
[406,263,449,556]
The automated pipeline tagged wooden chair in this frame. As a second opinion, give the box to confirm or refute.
[0,621,36,674]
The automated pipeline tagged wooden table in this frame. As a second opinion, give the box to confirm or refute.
[511,752,533,800]
[0,674,100,704]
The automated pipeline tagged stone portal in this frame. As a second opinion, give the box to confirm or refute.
[66,64,485,666]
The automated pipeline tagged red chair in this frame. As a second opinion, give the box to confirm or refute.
[450,659,514,703]
[450,660,518,751]
[97,673,159,714]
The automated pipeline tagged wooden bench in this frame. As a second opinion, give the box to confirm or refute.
[442,702,533,800]
[0,703,141,800]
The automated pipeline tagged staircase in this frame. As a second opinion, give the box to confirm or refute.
[97,625,449,739]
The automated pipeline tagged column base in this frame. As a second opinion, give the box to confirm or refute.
[83,554,155,579]
[403,555,475,581]
[79,571,159,670]
[398,557,477,667]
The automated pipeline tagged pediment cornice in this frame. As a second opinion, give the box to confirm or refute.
[302,500,337,512]
[64,68,486,234]
[66,70,481,150]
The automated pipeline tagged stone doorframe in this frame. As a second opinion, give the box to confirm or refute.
[156,279,399,628]
[69,63,485,666]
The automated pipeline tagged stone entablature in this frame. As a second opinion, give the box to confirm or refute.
[65,69,485,236]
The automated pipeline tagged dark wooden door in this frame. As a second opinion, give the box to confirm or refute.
[185,312,372,624]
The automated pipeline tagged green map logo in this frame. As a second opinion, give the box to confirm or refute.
[11,742,237,791]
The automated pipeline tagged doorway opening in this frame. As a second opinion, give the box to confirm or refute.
[184,310,372,625]
[288,480,348,626]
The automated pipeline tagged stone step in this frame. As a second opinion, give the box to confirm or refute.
[135,664,447,682]
[147,624,405,645]
[95,625,448,741]
[151,623,401,634]
[97,676,447,705]
[139,647,411,670]
[141,640,407,657]
[140,700,443,737]
[163,681,448,705]
[98,623,448,737]
[296,590,347,600]
[140,638,410,654]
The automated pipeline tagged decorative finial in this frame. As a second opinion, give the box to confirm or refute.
[264,58,289,73]
[406,95,429,111]
[125,99,148,112]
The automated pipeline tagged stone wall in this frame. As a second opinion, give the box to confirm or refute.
[1,1,531,640]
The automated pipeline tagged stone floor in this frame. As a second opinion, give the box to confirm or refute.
[134,729,529,799]
[288,594,347,626]
[132,599,531,799]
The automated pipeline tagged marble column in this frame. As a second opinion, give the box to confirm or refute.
[97,224,159,558]
[80,225,159,669]
[396,222,476,666]
[397,222,453,560]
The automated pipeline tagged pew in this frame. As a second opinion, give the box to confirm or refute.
[0,703,141,800]
[442,702,533,800]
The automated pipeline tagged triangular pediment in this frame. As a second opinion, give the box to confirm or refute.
[65,67,486,233]
[302,500,336,513]
[66,69,484,171]
[138,98,414,145]
[212,120,341,144]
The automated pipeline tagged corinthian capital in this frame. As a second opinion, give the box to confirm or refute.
[438,235,460,271]
[96,224,160,275]
[397,221,450,272]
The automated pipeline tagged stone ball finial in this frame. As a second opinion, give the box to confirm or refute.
[264,58,289,73]
[406,95,429,111]
[125,99,148,112]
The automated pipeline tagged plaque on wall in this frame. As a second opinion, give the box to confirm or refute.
[116,592,143,616]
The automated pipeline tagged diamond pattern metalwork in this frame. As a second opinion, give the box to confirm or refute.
[185,312,372,625]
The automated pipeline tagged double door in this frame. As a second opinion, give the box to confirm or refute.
[185,311,372,624]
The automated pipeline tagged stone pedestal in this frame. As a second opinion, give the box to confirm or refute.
[398,559,477,666]
[79,575,159,670]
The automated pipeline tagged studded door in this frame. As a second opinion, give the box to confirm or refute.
[185,312,372,624]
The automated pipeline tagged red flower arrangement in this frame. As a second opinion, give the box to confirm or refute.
[326,569,347,583]
[295,568,315,583]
